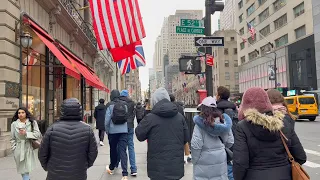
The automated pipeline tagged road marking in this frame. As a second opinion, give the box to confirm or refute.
[305,149,320,157]
[304,161,320,168]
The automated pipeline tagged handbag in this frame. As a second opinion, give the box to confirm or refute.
[280,131,310,180]
[219,137,233,162]
[31,139,41,149]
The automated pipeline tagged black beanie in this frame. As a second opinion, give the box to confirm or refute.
[60,98,82,120]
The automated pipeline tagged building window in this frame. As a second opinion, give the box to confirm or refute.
[238,0,243,9]
[241,56,246,64]
[231,37,235,41]
[225,60,229,67]
[239,27,244,35]
[258,0,267,6]
[294,2,304,18]
[224,48,229,55]
[259,8,269,23]
[240,42,245,50]
[249,18,255,27]
[248,34,257,44]
[274,0,286,12]
[234,60,238,67]
[274,14,287,30]
[225,72,230,80]
[295,25,306,39]
[234,48,238,55]
[275,34,288,48]
[235,72,239,80]
[260,25,270,38]
[239,14,243,23]
[247,3,255,17]
[249,50,258,61]
[260,43,272,55]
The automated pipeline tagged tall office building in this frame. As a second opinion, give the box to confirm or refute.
[220,0,237,30]
[236,0,316,93]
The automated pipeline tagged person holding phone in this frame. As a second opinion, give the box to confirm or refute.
[10,107,41,180]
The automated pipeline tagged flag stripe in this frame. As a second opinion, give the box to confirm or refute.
[117,0,130,45]
[90,0,107,49]
[132,0,143,39]
[122,0,134,43]
[134,0,146,37]
[128,0,138,42]
[100,0,114,48]
[108,0,123,47]
[105,0,119,48]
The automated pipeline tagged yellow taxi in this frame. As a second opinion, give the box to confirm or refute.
[284,95,318,121]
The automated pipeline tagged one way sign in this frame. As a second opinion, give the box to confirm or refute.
[194,37,224,47]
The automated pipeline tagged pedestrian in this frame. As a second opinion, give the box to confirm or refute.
[191,96,233,180]
[10,107,41,180]
[38,98,98,180]
[135,102,145,124]
[94,98,107,146]
[136,87,189,180]
[169,94,192,163]
[267,89,296,129]
[233,87,307,180]
[119,89,137,176]
[105,89,129,180]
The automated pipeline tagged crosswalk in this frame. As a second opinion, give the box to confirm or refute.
[303,149,320,168]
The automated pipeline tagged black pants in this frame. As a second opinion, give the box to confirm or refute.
[108,133,128,176]
[98,130,105,142]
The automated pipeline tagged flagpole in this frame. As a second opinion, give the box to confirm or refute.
[236,31,260,55]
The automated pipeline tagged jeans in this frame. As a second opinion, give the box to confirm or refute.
[108,133,128,176]
[227,162,234,180]
[128,128,137,172]
[22,173,30,180]
[98,130,105,142]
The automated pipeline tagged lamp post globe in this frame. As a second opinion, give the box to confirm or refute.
[21,31,33,48]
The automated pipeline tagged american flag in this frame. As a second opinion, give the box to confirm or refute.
[117,42,146,75]
[247,22,256,40]
[89,0,146,50]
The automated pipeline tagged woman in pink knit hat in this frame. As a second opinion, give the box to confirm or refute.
[233,87,306,180]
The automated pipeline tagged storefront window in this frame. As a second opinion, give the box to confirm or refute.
[21,50,46,120]
[66,76,81,101]
[54,65,64,119]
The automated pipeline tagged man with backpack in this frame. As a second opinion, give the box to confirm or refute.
[105,89,129,180]
[216,86,238,180]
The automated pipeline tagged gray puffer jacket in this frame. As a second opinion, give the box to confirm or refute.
[191,115,233,180]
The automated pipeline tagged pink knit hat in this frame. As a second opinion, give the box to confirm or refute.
[238,87,274,120]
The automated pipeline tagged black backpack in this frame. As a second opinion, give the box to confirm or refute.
[111,100,128,125]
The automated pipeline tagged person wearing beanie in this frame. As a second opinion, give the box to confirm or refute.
[38,98,98,180]
[119,89,137,176]
[136,87,189,180]
[233,87,306,180]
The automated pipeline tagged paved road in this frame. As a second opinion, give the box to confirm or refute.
[1,118,320,180]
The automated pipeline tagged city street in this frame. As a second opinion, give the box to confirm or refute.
[1,119,320,180]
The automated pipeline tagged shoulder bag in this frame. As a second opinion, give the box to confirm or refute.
[219,136,233,162]
[31,121,42,149]
[280,130,310,180]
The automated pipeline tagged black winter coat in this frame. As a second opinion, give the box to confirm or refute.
[94,103,106,130]
[119,96,135,128]
[38,119,98,180]
[135,99,189,180]
[135,104,145,120]
[233,109,306,180]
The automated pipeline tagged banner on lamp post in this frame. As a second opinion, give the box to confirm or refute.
[268,65,276,80]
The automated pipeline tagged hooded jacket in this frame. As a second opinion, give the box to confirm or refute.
[233,109,306,180]
[105,90,128,134]
[191,115,233,180]
[94,103,106,130]
[38,98,98,180]
[135,87,189,180]
[119,90,136,128]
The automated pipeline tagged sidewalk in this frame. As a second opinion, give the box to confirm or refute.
[0,130,193,180]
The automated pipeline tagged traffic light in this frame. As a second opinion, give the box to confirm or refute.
[208,0,224,15]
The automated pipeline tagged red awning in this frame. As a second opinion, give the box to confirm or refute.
[24,16,81,80]
[58,44,109,92]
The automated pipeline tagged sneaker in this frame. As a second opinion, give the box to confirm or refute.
[106,166,114,175]
[131,172,137,176]
[99,141,104,146]
[121,176,128,180]
[187,157,192,162]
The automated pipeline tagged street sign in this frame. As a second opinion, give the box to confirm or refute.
[194,37,224,47]
[180,19,204,28]
[176,26,204,35]
[179,57,201,74]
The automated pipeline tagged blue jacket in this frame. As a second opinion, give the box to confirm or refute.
[105,104,128,134]
[193,113,232,136]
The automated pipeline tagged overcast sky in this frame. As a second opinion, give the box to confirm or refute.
[138,0,221,91]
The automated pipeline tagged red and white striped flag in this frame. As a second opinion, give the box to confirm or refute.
[247,22,256,41]
[89,0,146,50]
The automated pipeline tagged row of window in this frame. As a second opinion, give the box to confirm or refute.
[214,72,239,81]
[239,0,286,19]
[224,60,239,68]
[224,48,238,55]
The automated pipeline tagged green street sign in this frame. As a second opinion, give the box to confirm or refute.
[180,19,204,28]
[176,26,204,35]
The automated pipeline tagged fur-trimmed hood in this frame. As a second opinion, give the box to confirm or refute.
[244,109,285,141]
